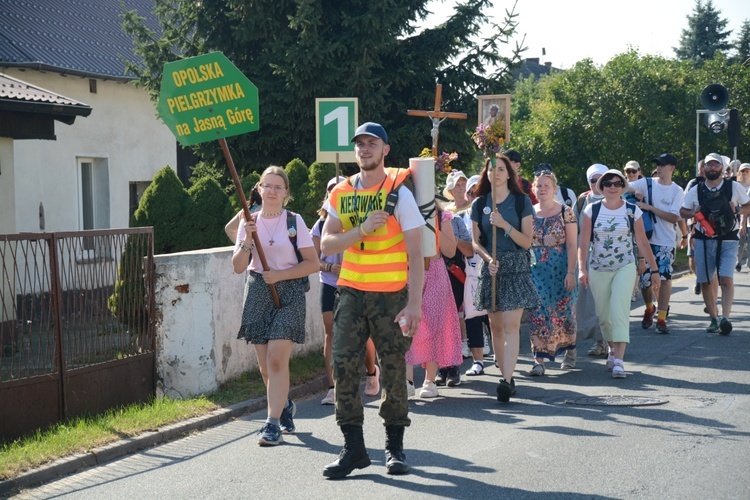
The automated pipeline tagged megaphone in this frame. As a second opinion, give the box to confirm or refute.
[700,84,729,111]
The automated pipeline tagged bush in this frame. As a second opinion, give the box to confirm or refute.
[186,177,234,249]
[132,166,192,254]
[284,159,312,224]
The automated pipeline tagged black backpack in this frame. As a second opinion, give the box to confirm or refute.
[286,210,310,292]
[696,180,737,239]
[476,192,527,249]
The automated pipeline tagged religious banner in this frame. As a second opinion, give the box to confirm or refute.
[477,94,511,143]
[157,52,259,147]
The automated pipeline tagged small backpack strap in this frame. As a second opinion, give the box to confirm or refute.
[286,210,303,263]
[590,201,602,241]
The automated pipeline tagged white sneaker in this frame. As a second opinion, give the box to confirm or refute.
[612,359,626,379]
[406,380,415,399]
[320,388,335,405]
[483,333,491,355]
[364,365,380,396]
[420,380,438,398]
[461,339,471,358]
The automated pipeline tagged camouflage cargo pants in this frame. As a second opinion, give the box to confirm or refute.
[332,286,412,428]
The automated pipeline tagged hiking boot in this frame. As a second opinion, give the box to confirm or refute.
[258,422,283,446]
[435,368,447,386]
[641,306,655,329]
[719,317,732,335]
[587,342,606,357]
[496,379,513,403]
[693,282,701,295]
[364,365,380,397]
[323,425,371,478]
[385,425,410,475]
[706,317,721,333]
[655,319,670,334]
[280,399,296,434]
[446,366,461,386]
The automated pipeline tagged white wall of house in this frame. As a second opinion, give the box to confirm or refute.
[4,69,177,233]
[0,137,15,235]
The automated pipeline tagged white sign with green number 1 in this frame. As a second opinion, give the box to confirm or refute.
[316,98,358,163]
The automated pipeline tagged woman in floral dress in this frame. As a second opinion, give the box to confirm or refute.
[406,209,463,399]
[528,172,578,376]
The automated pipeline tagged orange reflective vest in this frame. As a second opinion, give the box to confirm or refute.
[329,168,411,292]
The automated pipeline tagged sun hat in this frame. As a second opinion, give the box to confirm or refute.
[443,170,469,199]
[596,169,629,193]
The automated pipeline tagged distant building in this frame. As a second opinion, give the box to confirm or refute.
[513,58,560,80]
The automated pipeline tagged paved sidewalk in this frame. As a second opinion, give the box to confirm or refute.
[4,270,749,498]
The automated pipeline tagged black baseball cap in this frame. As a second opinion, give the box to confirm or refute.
[504,149,521,162]
[652,153,677,166]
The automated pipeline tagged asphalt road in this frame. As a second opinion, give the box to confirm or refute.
[8,270,750,499]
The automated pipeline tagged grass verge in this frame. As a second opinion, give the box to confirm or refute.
[0,351,325,481]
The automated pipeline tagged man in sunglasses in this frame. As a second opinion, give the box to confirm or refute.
[628,153,685,334]
[680,153,750,335]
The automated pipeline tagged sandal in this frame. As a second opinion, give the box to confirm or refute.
[529,363,545,377]
[465,361,485,376]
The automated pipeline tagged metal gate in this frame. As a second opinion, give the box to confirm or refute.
[0,228,155,442]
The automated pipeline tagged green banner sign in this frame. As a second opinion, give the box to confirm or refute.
[157,52,259,146]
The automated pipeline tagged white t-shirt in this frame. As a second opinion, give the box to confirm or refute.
[554,186,577,213]
[630,177,685,247]
[583,201,643,272]
[236,210,313,272]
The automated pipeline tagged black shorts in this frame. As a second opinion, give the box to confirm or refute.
[321,282,337,313]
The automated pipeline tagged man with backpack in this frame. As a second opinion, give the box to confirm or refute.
[680,153,750,335]
[628,153,685,334]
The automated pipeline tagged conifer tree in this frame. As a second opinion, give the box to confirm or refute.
[674,0,731,66]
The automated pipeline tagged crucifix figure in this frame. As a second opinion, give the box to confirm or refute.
[408,84,467,157]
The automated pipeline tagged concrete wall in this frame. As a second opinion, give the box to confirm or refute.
[154,247,324,399]
[5,69,176,233]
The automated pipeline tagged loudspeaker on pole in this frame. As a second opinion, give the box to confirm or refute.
[700,84,729,111]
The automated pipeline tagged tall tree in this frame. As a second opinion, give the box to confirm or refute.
[123,0,524,182]
[674,0,731,66]
[732,19,750,64]
[510,51,750,193]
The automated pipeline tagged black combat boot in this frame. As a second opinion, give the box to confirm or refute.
[384,425,410,475]
[323,424,371,479]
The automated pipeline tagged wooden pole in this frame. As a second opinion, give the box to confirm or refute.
[489,158,497,312]
[219,138,281,308]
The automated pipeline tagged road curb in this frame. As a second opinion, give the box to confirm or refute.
[0,373,328,496]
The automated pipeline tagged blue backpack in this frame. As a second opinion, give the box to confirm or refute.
[623,178,653,239]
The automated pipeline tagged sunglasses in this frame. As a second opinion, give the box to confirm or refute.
[589,177,601,183]
[601,180,625,188]
[534,169,553,177]
[624,169,638,174]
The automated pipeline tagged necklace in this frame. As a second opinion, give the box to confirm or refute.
[260,210,282,217]
[258,212,283,245]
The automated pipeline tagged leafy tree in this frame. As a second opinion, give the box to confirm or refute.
[284,158,311,224]
[510,51,750,194]
[122,0,525,184]
[731,19,750,64]
[674,0,731,66]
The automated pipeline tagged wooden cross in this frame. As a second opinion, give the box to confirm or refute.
[407,84,467,157]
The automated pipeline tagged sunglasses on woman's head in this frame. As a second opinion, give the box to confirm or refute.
[601,180,625,188]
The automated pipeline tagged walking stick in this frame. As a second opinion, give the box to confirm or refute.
[489,158,497,312]
[219,138,281,308]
